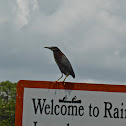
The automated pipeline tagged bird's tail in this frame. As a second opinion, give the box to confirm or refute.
[72,72,75,78]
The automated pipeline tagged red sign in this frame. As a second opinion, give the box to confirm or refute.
[15,80,126,126]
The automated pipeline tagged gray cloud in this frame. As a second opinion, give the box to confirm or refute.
[0,0,126,84]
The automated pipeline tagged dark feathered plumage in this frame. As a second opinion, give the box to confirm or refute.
[44,46,75,85]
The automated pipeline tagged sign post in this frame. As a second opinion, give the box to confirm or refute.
[15,80,126,126]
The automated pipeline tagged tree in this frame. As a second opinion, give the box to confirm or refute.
[0,81,17,126]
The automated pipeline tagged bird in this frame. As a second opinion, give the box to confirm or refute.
[44,46,75,85]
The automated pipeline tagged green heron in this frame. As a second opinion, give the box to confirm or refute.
[44,46,75,85]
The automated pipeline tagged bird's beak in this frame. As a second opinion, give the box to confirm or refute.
[44,47,51,50]
[44,47,54,51]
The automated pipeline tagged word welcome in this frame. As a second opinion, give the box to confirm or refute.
[32,98,126,119]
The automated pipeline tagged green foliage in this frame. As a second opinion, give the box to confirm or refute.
[0,81,17,126]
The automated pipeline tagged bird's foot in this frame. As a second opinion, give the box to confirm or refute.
[54,80,59,87]
[63,81,65,86]
[54,80,66,86]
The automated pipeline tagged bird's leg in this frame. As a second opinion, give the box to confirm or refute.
[54,73,63,86]
[57,73,63,82]
[63,73,69,85]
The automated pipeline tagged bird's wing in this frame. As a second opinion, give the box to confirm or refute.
[60,55,75,78]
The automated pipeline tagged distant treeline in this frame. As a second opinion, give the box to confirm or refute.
[0,81,17,126]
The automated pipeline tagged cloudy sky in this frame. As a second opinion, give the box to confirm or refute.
[1,0,126,84]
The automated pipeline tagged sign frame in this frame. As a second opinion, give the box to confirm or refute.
[15,80,126,126]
